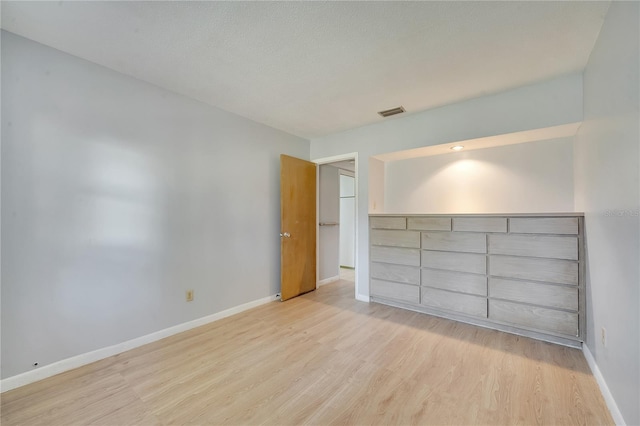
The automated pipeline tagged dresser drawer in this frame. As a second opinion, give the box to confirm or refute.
[368,213,585,346]
[422,251,486,275]
[453,217,507,233]
[370,216,407,230]
[509,217,579,235]
[490,256,578,286]
[407,217,451,231]
[370,229,420,248]
[421,287,487,318]
[422,269,487,296]
[489,234,578,260]
[489,278,578,311]
[489,300,578,337]
[422,232,486,254]
[371,279,419,304]
[371,246,420,266]
[371,262,420,285]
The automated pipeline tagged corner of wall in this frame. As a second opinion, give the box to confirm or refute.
[582,345,627,425]
[573,2,640,425]
[368,157,385,213]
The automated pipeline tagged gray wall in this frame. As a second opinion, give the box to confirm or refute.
[1,32,309,379]
[573,2,639,424]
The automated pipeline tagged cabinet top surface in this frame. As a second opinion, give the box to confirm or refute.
[369,212,584,217]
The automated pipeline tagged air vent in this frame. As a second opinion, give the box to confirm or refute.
[378,106,405,118]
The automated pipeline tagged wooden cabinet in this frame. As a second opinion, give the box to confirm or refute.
[369,214,585,347]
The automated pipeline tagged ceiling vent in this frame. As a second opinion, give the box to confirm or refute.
[378,106,405,118]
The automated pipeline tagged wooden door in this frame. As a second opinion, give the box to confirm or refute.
[280,154,317,301]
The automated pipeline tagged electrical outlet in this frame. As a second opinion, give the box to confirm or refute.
[186,290,194,302]
[601,327,606,346]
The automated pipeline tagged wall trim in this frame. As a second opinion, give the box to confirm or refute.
[317,276,340,287]
[0,293,279,393]
[582,345,626,425]
[356,294,370,303]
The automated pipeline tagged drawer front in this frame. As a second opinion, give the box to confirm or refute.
[422,269,487,296]
[370,246,420,267]
[489,300,578,337]
[509,217,579,235]
[490,256,578,286]
[421,287,487,318]
[422,232,486,254]
[371,262,420,285]
[370,230,420,248]
[453,217,507,233]
[371,279,420,303]
[370,216,407,230]
[422,251,486,275]
[407,217,451,231]
[489,278,578,311]
[489,234,578,260]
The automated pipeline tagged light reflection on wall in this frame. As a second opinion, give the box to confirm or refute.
[30,118,163,252]
[84,140,160,248]
[21,115,168,348]
[409,158,505,213]
[386,139,575,214]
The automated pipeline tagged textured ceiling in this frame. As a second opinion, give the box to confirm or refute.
[1,1,609,139]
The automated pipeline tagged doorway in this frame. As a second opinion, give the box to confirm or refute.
[339,171,355,281]
[315,153,358,298]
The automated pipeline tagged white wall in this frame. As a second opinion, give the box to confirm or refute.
[385,138,574,214]
[573,2,639,424]
[1,32,309,379]
[311,74,583,300]
[368,157,385,213]
[318,165,339,281]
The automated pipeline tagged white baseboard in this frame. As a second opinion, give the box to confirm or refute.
[356,293,370,302]
[582,345,626,425]
[0,293,279,393]
[317,276,340,287]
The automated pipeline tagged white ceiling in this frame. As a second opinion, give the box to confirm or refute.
[1,1,609,140]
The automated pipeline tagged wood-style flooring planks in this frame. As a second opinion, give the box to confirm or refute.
[1,279,613,425]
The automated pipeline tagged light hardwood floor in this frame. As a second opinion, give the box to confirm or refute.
[339,267,355,282]
[1,280,612,425]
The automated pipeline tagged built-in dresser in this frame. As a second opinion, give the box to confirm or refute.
[369,214,585,347]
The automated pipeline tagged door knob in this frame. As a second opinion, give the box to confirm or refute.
[280,232,291,238]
